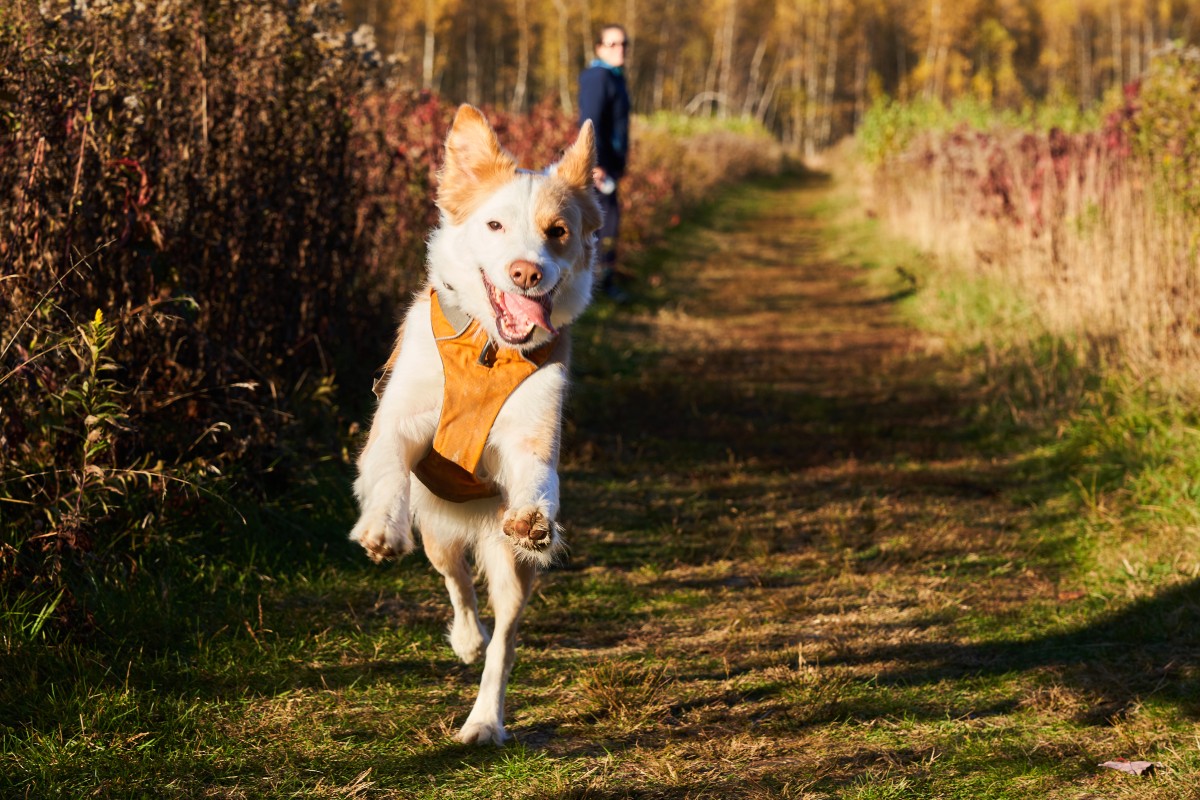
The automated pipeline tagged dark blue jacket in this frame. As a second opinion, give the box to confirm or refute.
[578,62,630,179]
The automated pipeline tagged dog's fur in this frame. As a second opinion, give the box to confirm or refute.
[351,105,602,745]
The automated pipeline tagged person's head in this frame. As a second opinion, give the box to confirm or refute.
[594,25,628,68]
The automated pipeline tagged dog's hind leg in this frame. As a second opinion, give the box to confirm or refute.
[454,532,537,746]
[423,531,489,664]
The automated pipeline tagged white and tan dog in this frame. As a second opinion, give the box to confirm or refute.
[351,105,602,745]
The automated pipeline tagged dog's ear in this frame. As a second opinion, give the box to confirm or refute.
[554,120,597,193]
[438,105,518,223]
[551,122,603,235]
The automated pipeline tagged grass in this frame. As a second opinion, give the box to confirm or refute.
[4,170,1200,798]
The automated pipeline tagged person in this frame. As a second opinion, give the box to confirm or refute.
[578,24,631,302]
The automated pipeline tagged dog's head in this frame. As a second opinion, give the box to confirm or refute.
[426,105,603,351]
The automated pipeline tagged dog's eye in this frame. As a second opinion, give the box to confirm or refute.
[546,225,567,239]
[487,220,503,232]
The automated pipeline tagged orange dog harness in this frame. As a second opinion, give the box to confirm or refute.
[413,290,559,503]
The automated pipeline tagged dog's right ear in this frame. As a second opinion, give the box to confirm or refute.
[554,120,597,193]
[437,105,518,224]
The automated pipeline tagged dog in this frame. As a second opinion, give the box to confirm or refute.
[350,105,602,745]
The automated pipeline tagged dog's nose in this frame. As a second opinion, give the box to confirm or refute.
[508,260,542,289]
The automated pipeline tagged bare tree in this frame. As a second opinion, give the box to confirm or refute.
[512,0,529,110]
[743,34,768,116]
[625,0,637,95]
[1077,16,1093,102]
[652,7,670,111]
[466,2,480,105]
[1111,0,1123,86]
[579,0,594,67]
[553,0,574,112]
[818,0,842,148]
[925,0,941,99]
[853,17,870,127]
[718,0,738,119]
[804,0,828,157]
[422,0,435,90]
[701,12,723,115]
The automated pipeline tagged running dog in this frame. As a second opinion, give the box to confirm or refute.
[351,105,602,745]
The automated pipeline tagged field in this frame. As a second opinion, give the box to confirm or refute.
[5,173,1200,798]
[6,3,1200,797]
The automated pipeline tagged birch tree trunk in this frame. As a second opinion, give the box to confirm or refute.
[1111,0,1123,86]
[512,0,529,111]
[553,0,574,113]
[718,0,737,119]
[1130,11,1141,79]
[925,0,941,100]
[466,3,480,105]
[653,4,671,111]
[625,0,637,94]
[743,32,767,116]
[853,20,869,128]
[579,0,594,67]
[702,21,721,115]
[790,17,804,147]
[1078,18,1092,102]
[818,0,841,148]
[755,58,783,124]
[422,0,435,90]
[804,0,827,159]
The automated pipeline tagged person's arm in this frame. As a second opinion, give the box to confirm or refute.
[578,68,606,127]
[578,69,616,172]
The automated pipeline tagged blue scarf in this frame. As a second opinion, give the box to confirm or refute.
[589,58,623,77]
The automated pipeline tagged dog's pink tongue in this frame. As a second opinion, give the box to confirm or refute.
[499,291,556,335]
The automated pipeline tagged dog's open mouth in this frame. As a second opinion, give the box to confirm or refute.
[482,271,557,345]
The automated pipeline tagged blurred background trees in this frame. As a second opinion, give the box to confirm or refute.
[344,0,1200,154]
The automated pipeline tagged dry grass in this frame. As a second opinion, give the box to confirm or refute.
[865,131,1200,389]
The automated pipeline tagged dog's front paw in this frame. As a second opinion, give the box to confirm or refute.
[350,506,413,563]
[455,719,509,746]
[502,505,554,548]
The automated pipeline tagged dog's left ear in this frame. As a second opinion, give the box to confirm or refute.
[553,121,597,192]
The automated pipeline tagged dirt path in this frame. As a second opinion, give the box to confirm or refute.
[512,174,1089,795]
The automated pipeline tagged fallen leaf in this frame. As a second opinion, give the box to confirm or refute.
[1100,760,1159,776]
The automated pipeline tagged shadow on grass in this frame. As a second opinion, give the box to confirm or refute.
[817,577,1200,725]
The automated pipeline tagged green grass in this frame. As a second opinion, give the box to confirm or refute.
[5,170,1200,798]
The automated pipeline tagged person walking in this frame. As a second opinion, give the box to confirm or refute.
[578,24,631,302]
